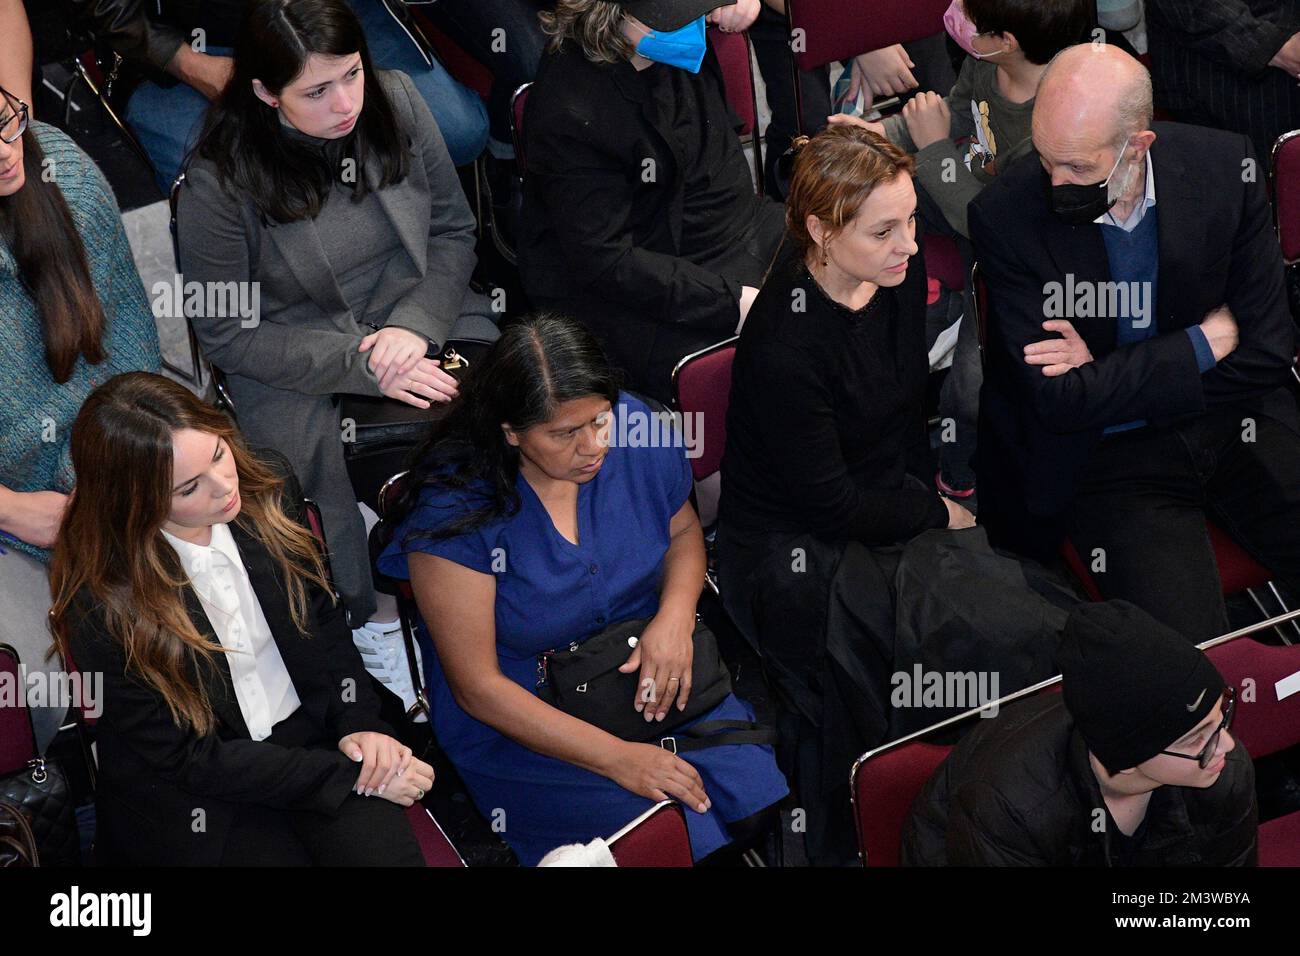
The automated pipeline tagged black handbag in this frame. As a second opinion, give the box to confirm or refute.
[340,342,485,463]
[340,342,488,513]
[0,756,81,867]
[0,799,39,867]
[536,618,773,753]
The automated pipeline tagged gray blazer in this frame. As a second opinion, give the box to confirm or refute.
[175,69,478,619]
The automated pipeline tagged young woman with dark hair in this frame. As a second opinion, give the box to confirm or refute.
[175,0,499,704]
[0,85,161,753]
[49,372,431,867]
[378,314,787,865]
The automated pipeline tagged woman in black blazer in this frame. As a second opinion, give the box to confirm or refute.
[49,372,432,866]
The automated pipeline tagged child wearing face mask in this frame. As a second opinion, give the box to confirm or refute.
[833,0,1095,240]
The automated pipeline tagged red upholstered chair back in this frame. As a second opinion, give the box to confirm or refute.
[1207,524,1274,596]
[671,338,738,482]
[924,233,966,293]
[851,739,952,866]
[786,0,951,72]
[0,644,36,773]
[1063,523,1273,604]
[1271,130,1300,263]
[608,801,693,866]
[510,83,533,176]
[1204,636,1300,760]
[405,804,467,867]
[707,27,757,136]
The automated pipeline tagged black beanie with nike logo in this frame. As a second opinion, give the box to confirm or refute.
[1057,600,1226,774]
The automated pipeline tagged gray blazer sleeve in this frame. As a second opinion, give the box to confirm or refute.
[176,165,383,397]
[381,71,479,350]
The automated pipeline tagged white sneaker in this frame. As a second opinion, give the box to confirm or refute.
[352,619,427,723]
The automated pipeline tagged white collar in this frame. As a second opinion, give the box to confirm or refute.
[161,521,242,573]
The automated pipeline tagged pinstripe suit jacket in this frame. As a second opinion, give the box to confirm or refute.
[1147,0,1300,156]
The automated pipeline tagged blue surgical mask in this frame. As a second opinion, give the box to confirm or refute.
[634,16,708,73]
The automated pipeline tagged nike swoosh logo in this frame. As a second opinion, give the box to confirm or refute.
[1186,688,1207,712]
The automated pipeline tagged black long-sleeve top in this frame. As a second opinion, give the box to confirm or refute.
[719,245,948,552]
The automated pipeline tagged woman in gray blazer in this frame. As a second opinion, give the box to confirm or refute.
[175,0,497,657]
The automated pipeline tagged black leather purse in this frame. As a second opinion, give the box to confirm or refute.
[0,645,81,867]
[0,799,39,867]
[0,757,80,867]
[536,618,773,753]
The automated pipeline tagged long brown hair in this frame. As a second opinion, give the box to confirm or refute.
[49,373,333,735]
[0,90,107,383]
[785,125,915,264]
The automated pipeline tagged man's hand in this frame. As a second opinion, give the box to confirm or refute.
[708,0,760,33]
[166,45,234,101]
[826,113,887,138]
[846,45,918,107]
[1024,319,1094,376]
[901,91,951,150]
[1199,305,1239,362]
[1270,32,1300,77]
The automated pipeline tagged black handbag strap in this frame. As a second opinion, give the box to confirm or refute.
[658,719,775,754]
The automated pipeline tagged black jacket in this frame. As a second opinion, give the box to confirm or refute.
[71,0,245,74]
[518,42,782,346]
[901,694,1259,866]
[720,245,947,550]
[66,512,392,866]
[1146,0,1300,157]
[970,122,1299,561]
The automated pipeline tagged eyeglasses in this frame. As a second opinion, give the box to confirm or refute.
[0,95,29,145]
[1160,686,1235,769]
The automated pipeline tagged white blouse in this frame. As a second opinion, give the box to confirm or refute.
[162,522,301,741]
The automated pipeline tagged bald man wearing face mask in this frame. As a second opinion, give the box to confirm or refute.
[969,43,1300,643]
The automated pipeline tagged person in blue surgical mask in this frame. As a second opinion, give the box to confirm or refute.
[519,0,784,405]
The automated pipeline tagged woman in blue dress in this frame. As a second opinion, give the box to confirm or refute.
[378,314,787,864]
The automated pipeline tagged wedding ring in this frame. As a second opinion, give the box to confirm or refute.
[415,788,425,800]
[667,677,680,683]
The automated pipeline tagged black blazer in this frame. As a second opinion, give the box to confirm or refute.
[1146,0,1300,157]
[969,121,1300,561]
[518,41,774,336]
[66,514,392,866]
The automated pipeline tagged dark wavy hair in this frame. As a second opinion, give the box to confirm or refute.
[0,89,106,383]
[388,315,622,546]
[194,0,409,222]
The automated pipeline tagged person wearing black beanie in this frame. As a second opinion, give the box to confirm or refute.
[901,600,1258,866]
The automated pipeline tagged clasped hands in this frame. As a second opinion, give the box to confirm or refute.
[359,326,458,408]
[337,731,435,807]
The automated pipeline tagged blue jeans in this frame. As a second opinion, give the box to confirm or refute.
[127,0,489,191]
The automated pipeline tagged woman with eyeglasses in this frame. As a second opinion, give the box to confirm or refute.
[0,84,161,753]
